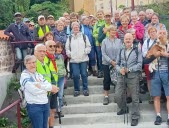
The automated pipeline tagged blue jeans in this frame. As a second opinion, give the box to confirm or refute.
[151,71,169,96]
[15,47,27,60]
[95,46,102,72]
[56,76,65,111]
[71,62,88,91]
[88,46,96,67]
[26,103,49,128]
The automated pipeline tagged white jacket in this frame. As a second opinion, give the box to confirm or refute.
[66,32,91,63]
[20,70,52,104]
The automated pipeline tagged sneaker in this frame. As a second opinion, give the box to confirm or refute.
[167,119,169,125]
[103,97,109,105]
[126,97,132,104]
[154,116,162,125]
[83,90,89,96]
[131,119,138,126]
[97,71,103,78]
[117,107,129,115]
[74,91,80,97]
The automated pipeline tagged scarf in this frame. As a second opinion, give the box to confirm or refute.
[46,52,58,72]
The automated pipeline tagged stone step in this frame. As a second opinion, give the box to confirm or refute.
[64,85,115,95]
[62,102,163,114]
[65,77,103,87]
[54,123,167,128]
[54,112,167,126]
[64,93,150,105]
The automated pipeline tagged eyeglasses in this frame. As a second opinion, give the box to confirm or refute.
[49,45,56,48]
[29,25,34,27]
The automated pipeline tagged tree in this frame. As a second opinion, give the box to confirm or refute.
[0,0,14,29]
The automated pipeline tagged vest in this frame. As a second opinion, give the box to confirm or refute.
[44,56,58,86]
[36,59,51,83]
[38,25,50,37]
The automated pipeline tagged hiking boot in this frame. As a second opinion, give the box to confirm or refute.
[167,119,169,125]
[92,71,98,76]
[88,70,92,76]
[103,97,109,105]
[117,107,129,115]
[131,119,138,126]
[97,71,103,78]
[126,97,132,104]
[74,91,80,97]
[154,116,162,125]
[83,90,89,96]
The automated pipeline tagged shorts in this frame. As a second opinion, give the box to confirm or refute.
[48,93,57,109]
[144,64,151,81]
[151,71,169,96]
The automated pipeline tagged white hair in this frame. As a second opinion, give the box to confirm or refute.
[34,44,46,51]
[146,9,154,14]
[59,17,66,21]
[71,21,80,28]
[131,10,138,16]
[45,40,55,46]
[24,55,36,65]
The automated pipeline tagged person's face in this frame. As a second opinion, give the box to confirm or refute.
[97,12,104,20]
[57,23,64,31]
[25,58,36,73]
[121,18,129,28]
[29,24,34,30]
[114,12,120,19]
[124,34,133,48]
[24,21,30,27]
[91,19,97,26]
[83,18,90,25]
[38,18,46,26]
[63,13,70,20]
[151,15,159,24]
[46,34,54,41]
[15,15,22,23]
[139,12,145,21]
[70,16,78,22]
[65,19,70,26]
[149,29,157,39]
[123,9,130,17]
[34,46,46,62]
[158,30,167,44]
[72,25,80,34]
[104,15,112,24]
[146,12,153,20]
[46,41,56,55]
[56,46,63,54]
[131,14,138,23]
[109,30,116,37]
[47,18,55,25]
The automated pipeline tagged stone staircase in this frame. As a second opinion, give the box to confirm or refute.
[54,76,168,128]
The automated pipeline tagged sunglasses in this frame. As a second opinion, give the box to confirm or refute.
[49,45,56,48]
[29,25,34,27]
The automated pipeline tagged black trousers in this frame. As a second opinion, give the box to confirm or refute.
[103,64,111,91]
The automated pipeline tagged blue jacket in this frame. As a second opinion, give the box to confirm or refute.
[53,29,67,45]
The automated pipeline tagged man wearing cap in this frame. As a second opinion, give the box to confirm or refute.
[4,12,31,73]
[34,15,51,42]
[23,18,30,27]
[47,15,55,31]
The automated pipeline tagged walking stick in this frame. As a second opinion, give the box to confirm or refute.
[57,96,62,128]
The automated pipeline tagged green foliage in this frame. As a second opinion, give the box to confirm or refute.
[78,9,84,15]
[26,0,70,22]
[0,0,14,29]
[14,0,30,12]
[118,5,125,9]
[7,77,20,96]
[0,117,9,127]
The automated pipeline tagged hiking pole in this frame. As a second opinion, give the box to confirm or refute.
[123,73,126,124]
[57,96,62,128]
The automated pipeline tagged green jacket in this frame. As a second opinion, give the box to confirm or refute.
[92,19,105,46]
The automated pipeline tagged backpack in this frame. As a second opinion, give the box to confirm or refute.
[69,34,86,51]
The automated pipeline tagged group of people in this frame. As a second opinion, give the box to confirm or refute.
[4,7,169,127]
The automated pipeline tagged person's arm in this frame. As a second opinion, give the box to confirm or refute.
[65,37,71,58]
[4,24,15,39]
[101,39,112,64]
[98,26,106,43]
[84,35,91,54]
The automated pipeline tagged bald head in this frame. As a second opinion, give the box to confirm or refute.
[124,33,134,49]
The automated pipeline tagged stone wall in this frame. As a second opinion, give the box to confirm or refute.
[0,40,14,72]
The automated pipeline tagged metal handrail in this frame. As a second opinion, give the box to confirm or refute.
[0,99,21,128]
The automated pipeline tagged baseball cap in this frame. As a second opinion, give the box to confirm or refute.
[14,12,22,17]
[38,15,45,21]
[47,15,54,19]
[23,18,30,23]
[29,22,35,26]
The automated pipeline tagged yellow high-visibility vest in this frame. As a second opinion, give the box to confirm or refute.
[38,25,50,37]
